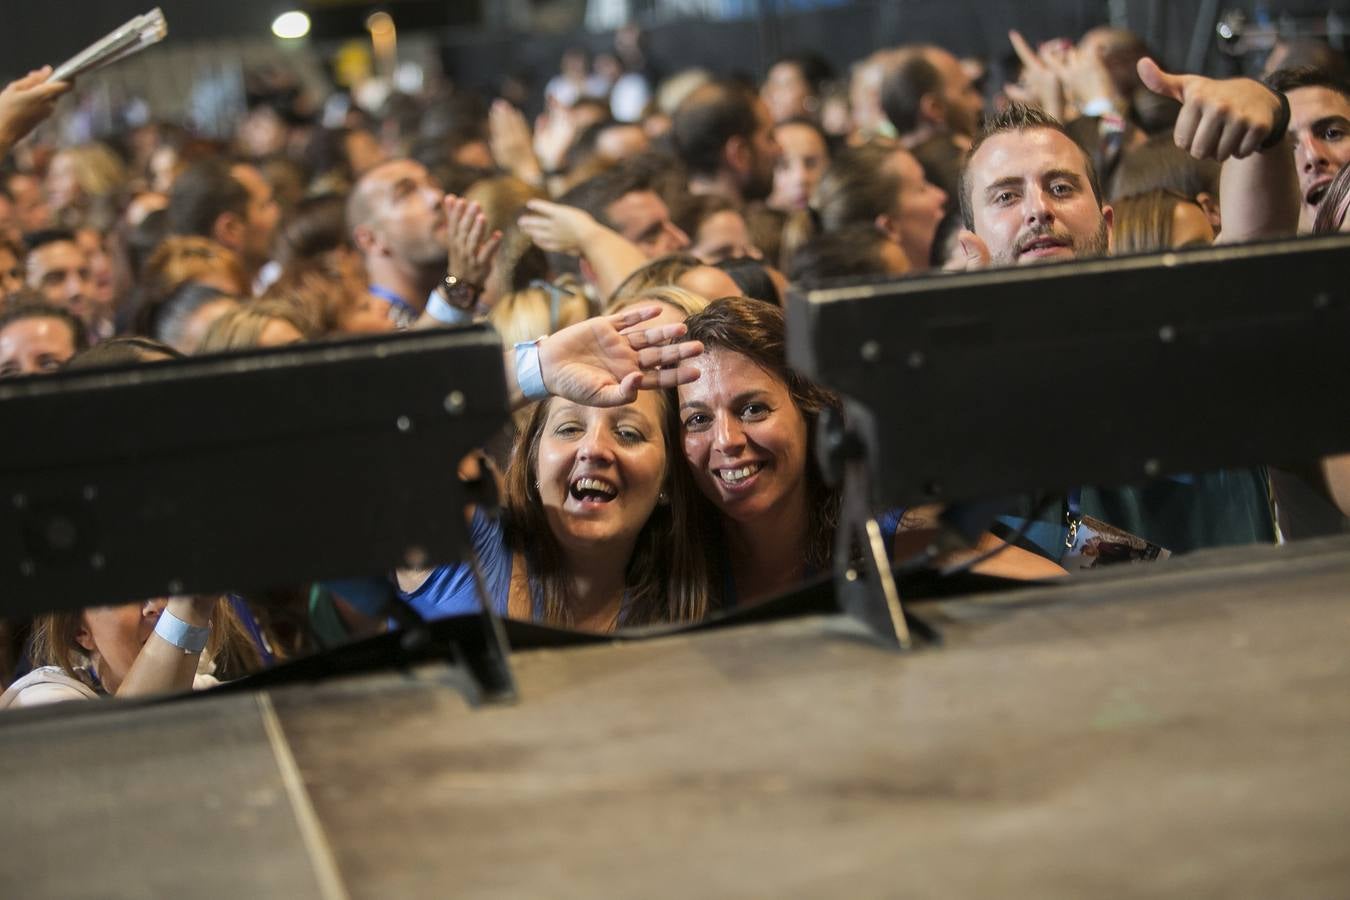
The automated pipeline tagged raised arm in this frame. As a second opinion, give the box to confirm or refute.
[518,199,648,299]
[116,596,218,698]
[502,303,703,409]
[0,66,71,160]
[1137,58,1300,243]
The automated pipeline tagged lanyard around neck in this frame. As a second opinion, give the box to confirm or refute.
[368,284,417,317]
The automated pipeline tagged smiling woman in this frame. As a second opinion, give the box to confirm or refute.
[678,297,1065,608]
[395,303,710,632]
[398,389,710,632]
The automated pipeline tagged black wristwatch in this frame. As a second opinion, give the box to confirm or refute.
[437,273,481,311]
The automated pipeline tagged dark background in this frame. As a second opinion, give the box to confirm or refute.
[3,1,1348,92]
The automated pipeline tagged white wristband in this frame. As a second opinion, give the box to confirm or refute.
[154,608,210,654]
[1081,97,1119,118]
[425,289,476,326]
[514,337,549,401]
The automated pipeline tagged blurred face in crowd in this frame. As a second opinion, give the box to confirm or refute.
[340,290,397,334]
[925,47,984,139]
[26,240,92,319]
[0,315,78,378]
[149,145,180,194]
[7,174,51,232]
[361,160,448,269]
[966,127,1112,266]
[344,129,387,176]
[762,61,812,124]
[691,210,760,264]
[238,106,288,159]
[44,151,83,213]
[1286,85,1350,232]
[76,599,167,694]
[0,244,22,297]
[595,124,649,163]
[0,194,20,246]
[332,256,395,334]
[75,228,116,314]
[679,348,809,527]
[594,53,623,86]
[452,140,494,170]
[769,121,830,211]
[742,98,782,202]
[849,57,889,138]
[534,393,669,556]
[229,164,281,268]
[884,149,948,269]
[604,190,690,259]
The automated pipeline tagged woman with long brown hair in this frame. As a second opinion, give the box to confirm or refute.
[1,595,262,708]
[677,297,1063,608]
[396,301,710,631]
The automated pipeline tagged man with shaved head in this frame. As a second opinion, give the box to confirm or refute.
[347,159,452,327]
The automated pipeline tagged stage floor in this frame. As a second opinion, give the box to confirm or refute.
[4,536,1349,898]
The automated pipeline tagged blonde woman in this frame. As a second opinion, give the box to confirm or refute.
[196,298,317,352]
[45,142,127,231]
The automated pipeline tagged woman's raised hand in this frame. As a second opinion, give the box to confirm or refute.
[517,198,600,255]
[538,305,704,407]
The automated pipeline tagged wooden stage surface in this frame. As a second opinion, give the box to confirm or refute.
[2,535,1349,898]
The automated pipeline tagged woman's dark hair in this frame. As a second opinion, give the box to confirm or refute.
[813,140,902,232]
[123,208,170,286]
[672,192,737,243]
[303,128,369,187]
[787,224,897,283]
[138,281,234,347]
[277,193,349,267]
[681,297,841,577]
[1313,161,1350,234]
[715,256,781,305]
[771,52,835,97]
[1110,133,1220,202]
[501,393,710,628]
[66,337,182,370]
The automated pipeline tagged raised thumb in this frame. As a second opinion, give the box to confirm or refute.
[1137,56,1184,101]
[947,230,990,271]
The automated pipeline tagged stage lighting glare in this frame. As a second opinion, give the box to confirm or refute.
[272,11,311,40]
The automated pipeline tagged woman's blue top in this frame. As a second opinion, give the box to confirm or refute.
[399,509,515,619]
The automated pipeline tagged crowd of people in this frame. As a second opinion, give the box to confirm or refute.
[2,21,1349,708]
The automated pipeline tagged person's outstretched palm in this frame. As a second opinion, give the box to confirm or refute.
[540,305,703,406]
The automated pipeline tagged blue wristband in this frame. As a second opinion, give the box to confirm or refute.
[154,608,211,654]
[514,337,549,401]
[425,289,476,326]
